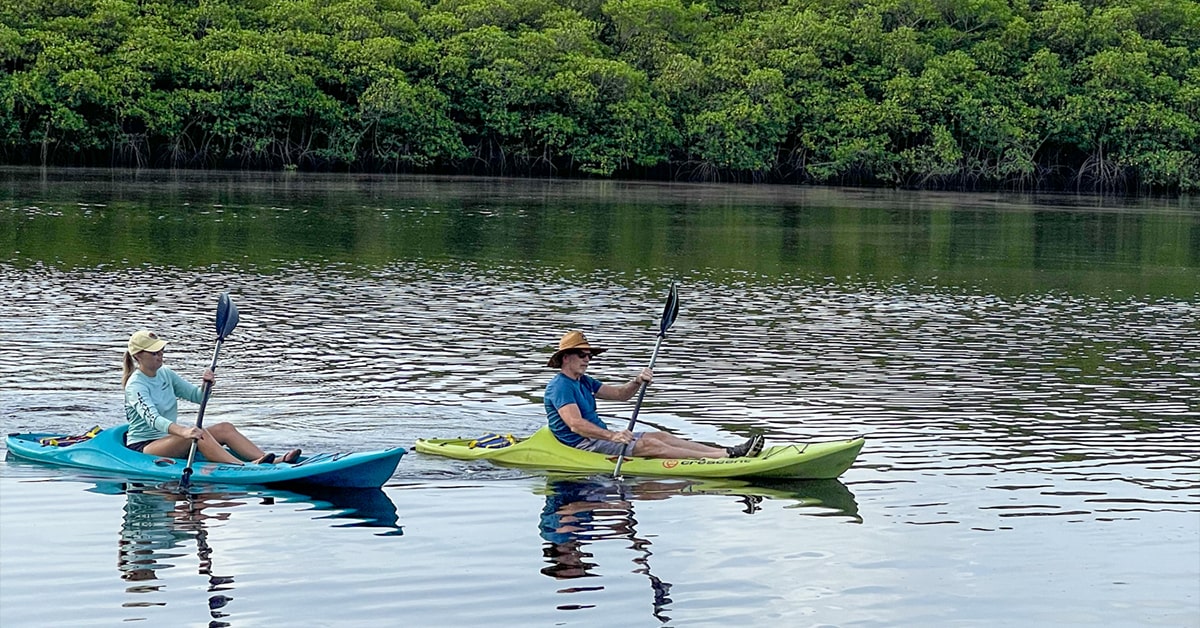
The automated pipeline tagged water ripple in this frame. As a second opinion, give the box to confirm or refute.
[3,264,1197,502]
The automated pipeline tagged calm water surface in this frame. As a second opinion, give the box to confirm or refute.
[1,169,1197,626]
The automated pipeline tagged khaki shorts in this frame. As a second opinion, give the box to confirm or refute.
[575,432,643,457]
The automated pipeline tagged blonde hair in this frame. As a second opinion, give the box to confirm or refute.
[121,351,137,388]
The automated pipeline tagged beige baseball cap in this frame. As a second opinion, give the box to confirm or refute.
[127,330,167,354]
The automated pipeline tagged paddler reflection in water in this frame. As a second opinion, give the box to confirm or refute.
[118,486,190,582]
[539,479,673,620]
[118,486,241,623]
[122,329,300,465]
[545,331,764,459]
[117,485,234,584]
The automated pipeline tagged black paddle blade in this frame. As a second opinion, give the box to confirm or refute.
[215,292,240,340]
[660,282,680,334]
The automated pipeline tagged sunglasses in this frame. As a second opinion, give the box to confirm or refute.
[571,350,594,359]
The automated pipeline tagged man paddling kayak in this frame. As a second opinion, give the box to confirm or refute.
[544,330,763,459]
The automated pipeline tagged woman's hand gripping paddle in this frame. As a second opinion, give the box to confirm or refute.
[613,283,680,479]
[180,293,240,489]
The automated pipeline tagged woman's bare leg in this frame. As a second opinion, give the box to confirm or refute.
[143,433,245,464]
[205,422,268,461]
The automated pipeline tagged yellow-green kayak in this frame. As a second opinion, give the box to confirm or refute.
[414,427,864,480]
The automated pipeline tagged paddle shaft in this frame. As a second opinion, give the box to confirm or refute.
[623,335,665,430]
[612,333,665,478]
[612,283,679,479]
[180,339,224,487]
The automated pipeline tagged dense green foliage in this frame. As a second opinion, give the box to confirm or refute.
[2,0,1197,192]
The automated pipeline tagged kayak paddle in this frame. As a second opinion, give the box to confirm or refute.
[180,292,240,489]
[613,282,680,479]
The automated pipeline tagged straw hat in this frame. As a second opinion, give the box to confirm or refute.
[547,330,607,368]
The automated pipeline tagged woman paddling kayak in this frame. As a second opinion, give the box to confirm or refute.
[122,329,299,465]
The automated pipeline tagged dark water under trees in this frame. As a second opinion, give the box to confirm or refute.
[1,169,1197,626]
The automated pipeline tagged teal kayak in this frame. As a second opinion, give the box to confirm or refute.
[415,427,864,480]
[5,425,405,489]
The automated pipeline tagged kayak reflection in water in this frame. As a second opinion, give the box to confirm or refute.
[538,478,673,620]
[122,329,300,465]
[544,331,764,459]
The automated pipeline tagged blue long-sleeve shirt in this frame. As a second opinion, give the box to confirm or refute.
[124,367,205,443]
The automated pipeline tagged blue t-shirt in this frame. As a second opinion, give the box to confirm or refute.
[545,373,605,447]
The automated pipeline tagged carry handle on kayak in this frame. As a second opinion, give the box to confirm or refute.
[613,283,680,479]
[180,293,240,489]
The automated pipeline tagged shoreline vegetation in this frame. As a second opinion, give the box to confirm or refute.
[2,0,1197,194]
